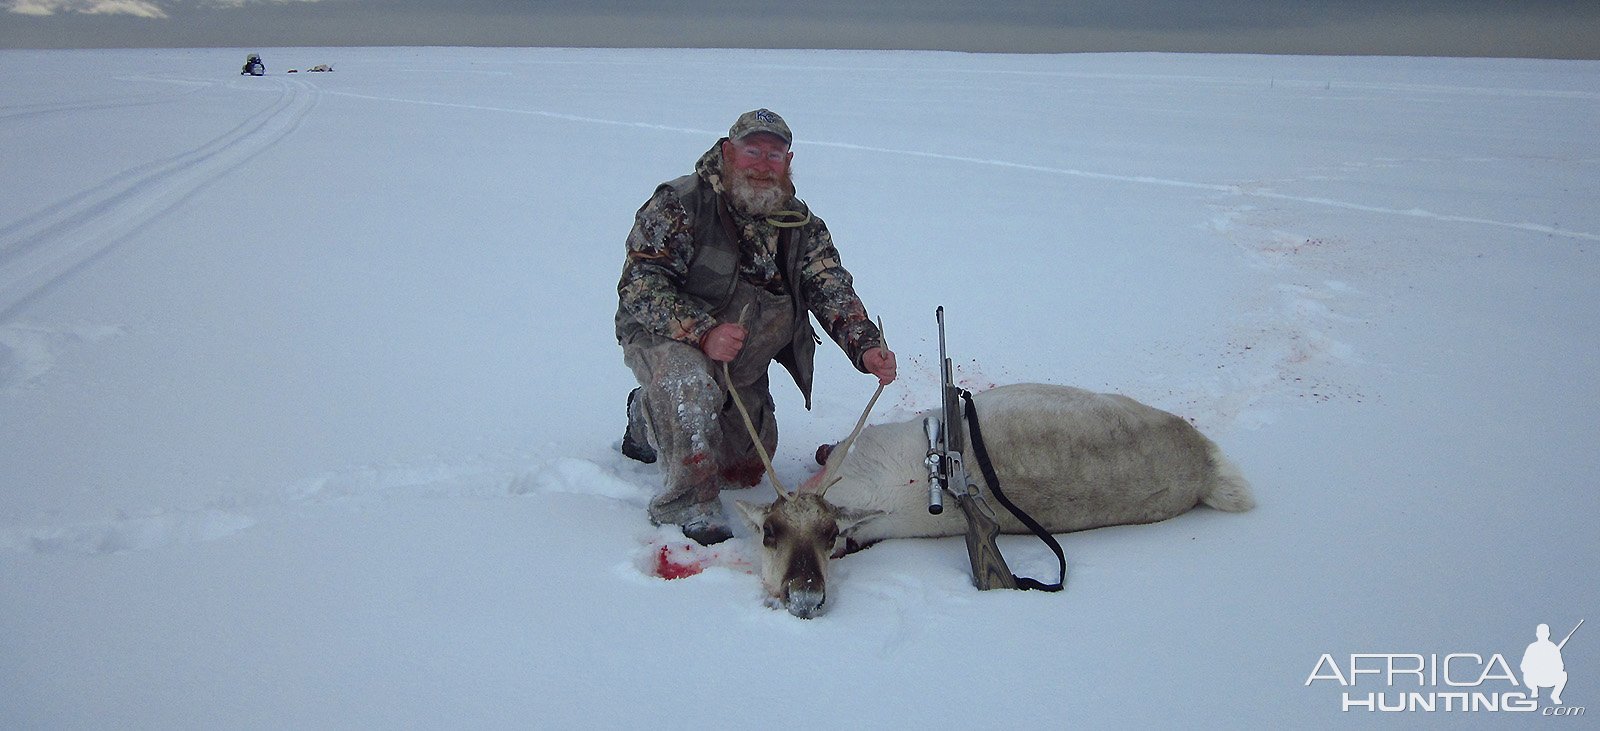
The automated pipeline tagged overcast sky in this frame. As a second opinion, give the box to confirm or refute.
[3,0,1598,58]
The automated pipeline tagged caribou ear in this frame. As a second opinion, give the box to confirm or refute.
[834,506,887,536]
[733,500,771,533]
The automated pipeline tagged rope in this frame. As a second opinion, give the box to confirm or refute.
[765,210,811,228]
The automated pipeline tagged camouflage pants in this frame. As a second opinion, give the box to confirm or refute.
[622,285,794,525]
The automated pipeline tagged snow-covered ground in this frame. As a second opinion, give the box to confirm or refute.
[2,47,1596,727]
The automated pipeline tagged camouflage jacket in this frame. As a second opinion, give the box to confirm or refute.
[616,141,884,372]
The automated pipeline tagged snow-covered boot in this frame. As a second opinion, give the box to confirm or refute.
[621,387,657,463]
[679,503,733,546]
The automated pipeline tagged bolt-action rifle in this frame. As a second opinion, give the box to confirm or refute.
[923,307,1019,590]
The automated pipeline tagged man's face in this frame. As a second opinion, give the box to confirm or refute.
[722,134,793,189]
[721,133,794,216]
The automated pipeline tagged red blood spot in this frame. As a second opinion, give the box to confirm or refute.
[682,453,708,466]
[721,459,765,487]
[655,544,704,580]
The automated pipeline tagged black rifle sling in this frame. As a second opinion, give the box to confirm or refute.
[960,389,1066,592]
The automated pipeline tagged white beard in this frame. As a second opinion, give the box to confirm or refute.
[725,172,789,217]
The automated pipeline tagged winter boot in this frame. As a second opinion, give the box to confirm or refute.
[621,387,657,463]
[679,503,734,546]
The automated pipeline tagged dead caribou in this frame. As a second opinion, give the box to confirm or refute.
[728,382,1255,619]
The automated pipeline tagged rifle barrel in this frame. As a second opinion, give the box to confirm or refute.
[1558,618,1584,649]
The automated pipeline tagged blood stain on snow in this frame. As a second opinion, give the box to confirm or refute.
[645,540,754,580]
[654,544,706,580]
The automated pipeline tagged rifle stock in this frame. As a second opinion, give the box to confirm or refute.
[956,494,1018,590]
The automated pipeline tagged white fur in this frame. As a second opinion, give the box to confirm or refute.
[819,384,1254,546]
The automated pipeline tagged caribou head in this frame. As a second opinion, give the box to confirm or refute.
[733,490,881,618]
[723,352,887,619]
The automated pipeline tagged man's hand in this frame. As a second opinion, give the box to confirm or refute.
[863,347,897,385]
[700,323,747,362]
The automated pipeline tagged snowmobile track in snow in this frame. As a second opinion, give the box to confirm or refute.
[0,76,319,320]
[0,77,210,124]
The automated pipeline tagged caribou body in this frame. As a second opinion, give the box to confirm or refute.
[733,383,1255,618]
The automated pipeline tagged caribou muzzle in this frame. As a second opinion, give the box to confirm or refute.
[782,577,827,619]
[776,536,832,618]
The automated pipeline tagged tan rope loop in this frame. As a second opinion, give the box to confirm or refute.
[765,210,811,228]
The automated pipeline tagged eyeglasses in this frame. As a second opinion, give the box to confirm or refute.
[735,145,788,163]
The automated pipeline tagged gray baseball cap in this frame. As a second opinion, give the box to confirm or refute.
[729,108,792,145]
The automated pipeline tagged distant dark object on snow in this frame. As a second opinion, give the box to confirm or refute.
[288,64,334,74]
[241,53,264,76]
